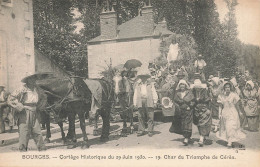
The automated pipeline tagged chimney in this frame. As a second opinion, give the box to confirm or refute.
[141,0,154,35]
[158,17,167,29]
[100,6,117,39]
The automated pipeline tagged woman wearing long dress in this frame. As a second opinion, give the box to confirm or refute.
[171,79,194,146]
[208,77,222,132]
[242,80,259,131]
[231,77,247,127]
[217,81,246,148]
[191,79,212,147]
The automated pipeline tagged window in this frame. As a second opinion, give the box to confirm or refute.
[1,0,13,7]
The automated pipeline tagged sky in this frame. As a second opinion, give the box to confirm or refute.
[215,0,260,46]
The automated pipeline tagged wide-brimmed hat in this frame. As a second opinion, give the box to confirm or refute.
[21,72,54,83]
[0,84,5,88]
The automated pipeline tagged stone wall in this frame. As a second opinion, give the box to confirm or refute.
[0,0,34,92]
[87,37,160,78]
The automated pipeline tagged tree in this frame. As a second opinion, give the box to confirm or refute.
[33,0,88,77]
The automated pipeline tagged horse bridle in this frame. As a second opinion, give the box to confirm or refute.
[44,77,75,114]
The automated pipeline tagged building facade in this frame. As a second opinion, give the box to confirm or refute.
[0,0,34,92]
[0,0,69,92]
[87,3,173,78]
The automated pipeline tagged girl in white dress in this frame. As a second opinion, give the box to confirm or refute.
[217,81,246,148]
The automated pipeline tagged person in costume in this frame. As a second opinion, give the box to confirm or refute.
[242,80,259,131]
[217,81,246,148]
[208,77,222,132]
[172,79,194,145]
[191,79,211,147]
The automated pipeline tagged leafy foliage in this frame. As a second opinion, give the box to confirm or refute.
[157,33,197,70]
[33,0,259,80]
[33,0,87,77]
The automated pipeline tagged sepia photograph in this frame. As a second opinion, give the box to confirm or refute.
[0,0,259,166]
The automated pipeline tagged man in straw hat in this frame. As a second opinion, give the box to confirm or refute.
[133,71,158,137]
[8,73,47,151]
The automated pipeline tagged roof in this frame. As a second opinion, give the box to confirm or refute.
[35,49,70,76]
[88,15,173,43]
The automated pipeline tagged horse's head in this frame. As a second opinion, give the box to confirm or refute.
[113,76,123,96]
[36,77,73,122]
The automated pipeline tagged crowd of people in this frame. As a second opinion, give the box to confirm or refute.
[113,55,260,148]
[149,57,259,148]
[0,55,259,151]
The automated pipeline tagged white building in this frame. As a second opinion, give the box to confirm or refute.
[87,2,173,78]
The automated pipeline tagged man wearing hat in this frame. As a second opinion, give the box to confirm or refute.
[133,73,158,137]
[8,74,47,151]
[194,54,207,82]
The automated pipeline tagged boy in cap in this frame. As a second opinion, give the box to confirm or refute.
[8,74,47,151]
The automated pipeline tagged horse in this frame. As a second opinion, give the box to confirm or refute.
[36,76,114,149]
[113,75,135,137]
[40,92,82,145]
[85,78,115,138]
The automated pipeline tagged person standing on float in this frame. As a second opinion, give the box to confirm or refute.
[194,54,207,82]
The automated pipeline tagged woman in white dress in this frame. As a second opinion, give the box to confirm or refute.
[217,81,246,148]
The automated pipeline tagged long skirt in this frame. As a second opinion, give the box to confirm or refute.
[216,107,246,143]
[244,99,259,131]
[169,106,192,138]
[247,116,259,131]
[193,107,212,137]
[209,99,219,127]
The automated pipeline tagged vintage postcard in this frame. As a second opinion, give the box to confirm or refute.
[0,0,259,166]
